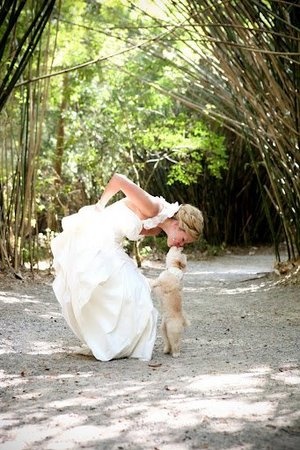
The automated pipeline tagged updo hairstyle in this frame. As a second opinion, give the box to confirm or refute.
[174,204,204,241]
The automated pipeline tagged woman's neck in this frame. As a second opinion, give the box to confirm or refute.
[159,218,175,235]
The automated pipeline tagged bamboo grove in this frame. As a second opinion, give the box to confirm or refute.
[0,0,299,274]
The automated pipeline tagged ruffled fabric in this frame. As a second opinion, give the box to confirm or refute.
[142,196,180,230]
[51,200,158,361]
[51,196,178,362]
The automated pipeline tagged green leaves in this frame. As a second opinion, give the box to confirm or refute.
[166,121,227,185]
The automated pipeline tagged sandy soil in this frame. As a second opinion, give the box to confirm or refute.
[0,249,299,450]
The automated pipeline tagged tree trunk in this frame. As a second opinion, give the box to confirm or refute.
[54,73,68,179]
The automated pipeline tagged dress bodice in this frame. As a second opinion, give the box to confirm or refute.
[102,200,144,242]
[102,197,180,242]
[60,197,180,249]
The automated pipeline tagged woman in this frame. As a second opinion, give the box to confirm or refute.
[51,173,203,361]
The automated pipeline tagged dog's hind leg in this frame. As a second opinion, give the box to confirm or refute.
[161,319,171,354]
[166,319,183,358]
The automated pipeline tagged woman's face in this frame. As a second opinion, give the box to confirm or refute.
[167,222,194,248]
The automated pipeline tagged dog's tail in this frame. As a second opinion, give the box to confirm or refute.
[183,313,191,327]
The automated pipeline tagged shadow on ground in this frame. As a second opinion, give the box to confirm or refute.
[0,252,299,450]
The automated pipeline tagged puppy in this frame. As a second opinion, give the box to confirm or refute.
[151,246,189,357]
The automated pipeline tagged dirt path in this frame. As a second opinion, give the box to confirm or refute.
[0,250,299,450]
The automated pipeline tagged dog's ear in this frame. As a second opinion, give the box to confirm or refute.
[173,259,186,269]
[178,260,187,270]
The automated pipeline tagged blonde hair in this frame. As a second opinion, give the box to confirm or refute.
[174,204,204,241]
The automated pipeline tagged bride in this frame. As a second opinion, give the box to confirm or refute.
[51,173,203,361]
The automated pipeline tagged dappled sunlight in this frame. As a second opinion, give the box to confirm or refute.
[272,366,300,386]
[1,360,300,449]
[0,339,67,356]
[188,269,261,276]
[1,255,299,449]
[186,279,274,295]
[0,291,40,305]
[50,424,116,450]
[27,340,68,355]
[185,282,268,295]
[0,370,28,389]
[208,419,246,434]
[0,413,87,450]
[0,339,18,355]
[38,311,61,320]
[140,397,276,423]
[218,283,268,295]
[48,395,100,410]
[184,286,199,292]
[186,368,270,393]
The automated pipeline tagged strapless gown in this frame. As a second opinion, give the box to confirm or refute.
[51,198,179,361]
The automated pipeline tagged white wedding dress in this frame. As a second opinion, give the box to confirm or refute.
[51,197,179,361]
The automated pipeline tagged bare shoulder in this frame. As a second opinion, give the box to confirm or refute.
[125,197,161,220]
[115,174,161,219]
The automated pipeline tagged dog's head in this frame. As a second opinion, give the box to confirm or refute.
[165,246,187,271]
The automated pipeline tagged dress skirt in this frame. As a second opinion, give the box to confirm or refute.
[51,203,158,361]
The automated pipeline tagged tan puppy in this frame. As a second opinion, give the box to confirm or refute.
[151,246,189,357]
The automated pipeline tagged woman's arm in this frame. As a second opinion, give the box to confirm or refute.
[97,173,161,219]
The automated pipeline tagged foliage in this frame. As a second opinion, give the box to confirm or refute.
[156,0,300,259]
[0,0,56,111]
[0,0,299,272]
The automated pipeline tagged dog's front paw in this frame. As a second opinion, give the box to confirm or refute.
[172,352,180,358]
